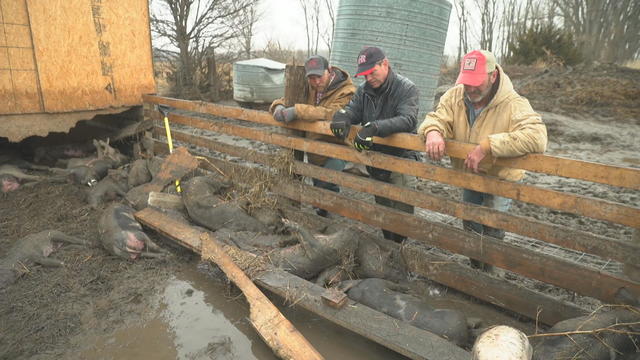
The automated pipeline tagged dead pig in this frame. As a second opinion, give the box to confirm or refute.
[532,307,640,360]
[98,203,166,260]
[87,170,129,209]
[182,176,267,232]
[343,278,469,347]
[0,164,42,193]
[0,230,87,288]
[127,159,152,188]
[267,221,359,279]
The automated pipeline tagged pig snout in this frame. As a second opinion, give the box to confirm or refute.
[124,232,145,259]
[2,179,20,193]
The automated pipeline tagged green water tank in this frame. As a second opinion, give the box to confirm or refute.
[330,0,451,119]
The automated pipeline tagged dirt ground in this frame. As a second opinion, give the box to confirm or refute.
[1,63,638,359]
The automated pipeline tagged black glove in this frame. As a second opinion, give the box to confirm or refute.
[330,109,351,139]
[353,122,379,151]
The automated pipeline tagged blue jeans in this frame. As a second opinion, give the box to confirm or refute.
[462,189,512,238]
[312,158,346,193]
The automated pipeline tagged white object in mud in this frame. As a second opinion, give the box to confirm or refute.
[472,325,532,360]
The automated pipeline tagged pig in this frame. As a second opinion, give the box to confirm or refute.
[33,142,94,165]
[182,176,267,233]
[87,170,129,209]
[98,203,166,260]
[127,159,152,188]
[266,220,360,279]
[0,230,87,288]
[532,307,640,360]
[0,164,42,192]
[343,278,470,347]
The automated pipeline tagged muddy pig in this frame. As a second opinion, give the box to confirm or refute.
[343,278,469,347]
[182,176,267,232]
[266,220,359,279]
[66,159,114,186]
[98,203,166,260]
[87,170,129,209]
[0,230,87,288]
[127,159,152,188]
[0,164,42,193]
[533,307,640,360]
[33,142,93,165]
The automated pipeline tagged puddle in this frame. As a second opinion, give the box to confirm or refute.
[77,264,408,359]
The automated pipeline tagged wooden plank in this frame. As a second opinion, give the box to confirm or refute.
[150,144,616,325]
[135,207,471,360]
[200,232,325,360]
[25,0,154,113]
[150,112,640,228]
[142,95,640,190]
[271,181,640,305]
[284,64,307,106]
[157,128,640,266]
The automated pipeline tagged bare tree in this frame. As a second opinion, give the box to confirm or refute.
[234,1,262,59]
[453,0,471,61]
[298,0,322,57]
[553,0,640,63]
[151,0,251,98]
[473,0,499,51]
[322,0,337,56]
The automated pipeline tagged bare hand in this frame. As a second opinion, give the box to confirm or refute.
[464,145,487,173]
[425,131,446,161]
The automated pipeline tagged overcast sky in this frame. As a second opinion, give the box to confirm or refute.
[254,0,460,56]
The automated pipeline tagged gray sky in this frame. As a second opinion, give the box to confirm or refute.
[255,0,460,56]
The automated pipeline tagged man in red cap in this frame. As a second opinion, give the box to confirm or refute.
[418,50,547,270]
[270,55,355,216]
[330,46,420,243]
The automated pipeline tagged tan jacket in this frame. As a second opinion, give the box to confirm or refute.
[270,66,355,165]
[418,65,547,181]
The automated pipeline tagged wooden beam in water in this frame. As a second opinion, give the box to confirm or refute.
[156,128,639,266]
[135,207,471,360]
[150,113,640,228]
[143,95,640,190]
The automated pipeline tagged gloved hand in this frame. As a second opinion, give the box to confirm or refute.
[330,109,351,139]
[273,105,296,123]
[353,122,378,151]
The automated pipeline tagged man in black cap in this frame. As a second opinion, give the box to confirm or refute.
[330,46,420,243]
[270,55,355,216]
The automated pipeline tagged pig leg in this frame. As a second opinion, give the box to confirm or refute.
[33,257,65,267]
[282,219,322,257]
[49,231,88,246]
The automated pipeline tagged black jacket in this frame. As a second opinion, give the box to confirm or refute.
[344,68,419,159]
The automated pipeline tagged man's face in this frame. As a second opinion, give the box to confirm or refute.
[464,71,497,104]
[307,69,331,92]
[364,59,389,89]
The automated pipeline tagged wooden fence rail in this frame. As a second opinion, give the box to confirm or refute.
[143,95,640,190]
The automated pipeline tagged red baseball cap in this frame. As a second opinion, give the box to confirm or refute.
[456,50,497,87]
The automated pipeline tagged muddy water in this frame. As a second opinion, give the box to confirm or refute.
[77,264,407,360]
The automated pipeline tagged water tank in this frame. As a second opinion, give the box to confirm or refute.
[330,0,451,118]
[233,58,286,104]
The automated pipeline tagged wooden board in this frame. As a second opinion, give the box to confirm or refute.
[135,207,471,360]
[0,0,155,114]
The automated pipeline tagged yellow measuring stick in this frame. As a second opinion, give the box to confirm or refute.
[162,108,182,193]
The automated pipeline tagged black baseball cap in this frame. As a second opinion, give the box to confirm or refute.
[355,46,386,77]
[304,55,329,77]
